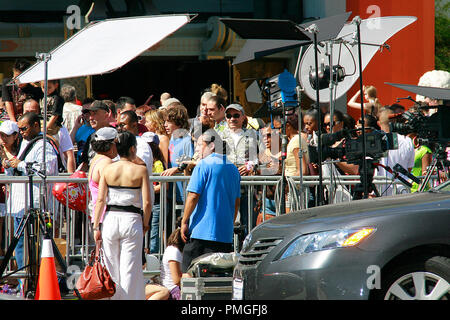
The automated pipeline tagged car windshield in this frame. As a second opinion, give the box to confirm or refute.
[433,180,450,193]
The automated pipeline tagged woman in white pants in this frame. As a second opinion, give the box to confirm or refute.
[93,131,152,300]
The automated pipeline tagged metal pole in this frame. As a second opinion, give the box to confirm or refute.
[36,52,51,211]
[353,17,369,198]
[295,46,305,209]
[311,28,325,206]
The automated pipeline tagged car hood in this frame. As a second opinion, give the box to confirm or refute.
[250,191,450,241]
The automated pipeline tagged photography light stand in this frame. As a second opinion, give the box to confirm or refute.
[325,40,337,203]
[35,52,51,212]
[0,52,76,298]
[0,163,68,298]
[304,23,325,206]
[279,103,288,215]
[294,46,306,210]
[419,144,450,192]
[352,16,369,199]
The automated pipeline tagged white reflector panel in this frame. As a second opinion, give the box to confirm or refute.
[15,14,192,84]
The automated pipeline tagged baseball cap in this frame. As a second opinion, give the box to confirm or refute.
[0,120,19,135]
[141,131,160,145]
[94,127,118,141]
[86,100,109,112]
[225,103,245,114]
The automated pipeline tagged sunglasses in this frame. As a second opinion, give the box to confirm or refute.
[18,126,29,132]
[324,120,341,127]
[226,113,241,119]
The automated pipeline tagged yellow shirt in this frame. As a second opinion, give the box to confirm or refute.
[152,160,164,174]
[284,134,309,176]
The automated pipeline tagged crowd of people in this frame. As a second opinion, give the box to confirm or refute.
[0,59,448,300]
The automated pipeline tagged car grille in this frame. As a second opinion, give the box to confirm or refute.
[238,237,283,267]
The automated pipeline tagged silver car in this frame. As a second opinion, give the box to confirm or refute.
[233,181,450,300]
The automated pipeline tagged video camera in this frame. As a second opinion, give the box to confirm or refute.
[309,129,398,165]
[389,106,450,145]
[262,69,298,115]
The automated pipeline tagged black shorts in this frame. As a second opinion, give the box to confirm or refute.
[181,238,232,273]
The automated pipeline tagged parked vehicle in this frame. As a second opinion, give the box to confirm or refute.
[233,181,450,300]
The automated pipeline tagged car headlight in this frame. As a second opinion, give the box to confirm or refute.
[279,227,376,260]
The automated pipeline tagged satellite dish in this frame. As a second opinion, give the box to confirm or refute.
[298,16,417,102]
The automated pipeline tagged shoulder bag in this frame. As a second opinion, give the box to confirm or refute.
[74,241,116,299]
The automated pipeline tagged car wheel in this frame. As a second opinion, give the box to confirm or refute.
[382,256,450,300]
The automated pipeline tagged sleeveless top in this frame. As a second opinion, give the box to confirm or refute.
[106,186,142,209]
[88,156,109,220]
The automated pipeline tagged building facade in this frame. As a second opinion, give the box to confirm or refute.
[0,0,434,117]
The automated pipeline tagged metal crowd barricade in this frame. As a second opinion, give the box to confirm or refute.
[0,174,91,274]
[0,172,441,273]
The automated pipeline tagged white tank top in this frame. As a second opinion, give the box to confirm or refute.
[107,186,142,209]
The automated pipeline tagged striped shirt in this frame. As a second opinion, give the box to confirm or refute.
[7,137,58,217]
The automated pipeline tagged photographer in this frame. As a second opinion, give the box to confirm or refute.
[404,107,433,192]
[320,111,358,204]
[322,111,359,176]
[5,112,59,270]
[375,106,415,195]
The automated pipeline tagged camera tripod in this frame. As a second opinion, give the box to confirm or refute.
[419,144,450,192]
[0,162,70,298]
[352,158,380,200]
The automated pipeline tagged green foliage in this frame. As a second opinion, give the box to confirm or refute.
[435,0,450,70]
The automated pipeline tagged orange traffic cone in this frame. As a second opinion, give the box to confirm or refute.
[35,239,61,300]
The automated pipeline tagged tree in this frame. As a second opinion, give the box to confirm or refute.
[435,0,450,70]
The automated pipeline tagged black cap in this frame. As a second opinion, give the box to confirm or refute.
[86,100,109,112]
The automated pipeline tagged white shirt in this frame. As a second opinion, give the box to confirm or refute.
[9,137,59,217]
[136,136,154,204]
[160,245,183,291]
[375,134,415,196]
[57,125,74,169]
[62,102,82,134]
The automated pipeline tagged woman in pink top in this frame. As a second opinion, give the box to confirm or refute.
[88,127,118,222]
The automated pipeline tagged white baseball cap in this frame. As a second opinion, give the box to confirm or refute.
[94,127,118,141]
[141,131,160,145]
[0,120,19,135]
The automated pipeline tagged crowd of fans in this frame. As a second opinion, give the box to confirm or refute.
[0,59,448,299]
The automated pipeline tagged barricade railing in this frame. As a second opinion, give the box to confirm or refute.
[0,172,441,273]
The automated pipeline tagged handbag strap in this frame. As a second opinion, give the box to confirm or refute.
[95,240,107,264]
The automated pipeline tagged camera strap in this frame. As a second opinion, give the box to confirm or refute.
[13,134,64,176]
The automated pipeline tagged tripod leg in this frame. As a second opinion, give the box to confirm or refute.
[371,183,380,198]
[37,213,67,272]
[419,158,437,192]
[0,213,32,279]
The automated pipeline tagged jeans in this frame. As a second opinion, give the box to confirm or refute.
[14,217,24,270]
[149,203,160,254]
[239,187,257,237]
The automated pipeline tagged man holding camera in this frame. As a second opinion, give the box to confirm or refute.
[5,112,58,270]
[376,106,415,196]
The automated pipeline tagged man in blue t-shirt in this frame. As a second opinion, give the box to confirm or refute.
[180,129,240,273]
